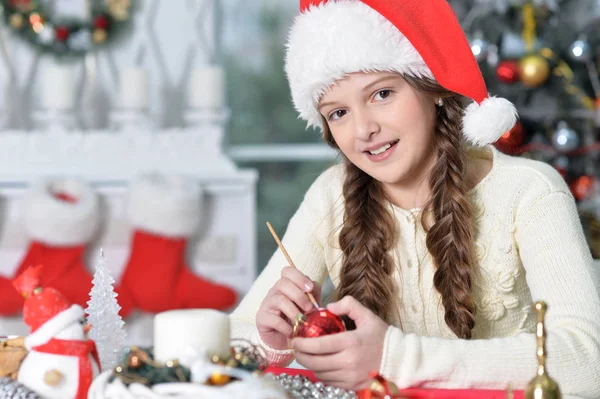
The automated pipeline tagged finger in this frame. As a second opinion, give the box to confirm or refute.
[291,332,354,355]
[266,293,304,323]
[273,277,314,313]
[326,296,371,326]
[281,266,314,293]
[257,311,293,337]
[293,350,345,372]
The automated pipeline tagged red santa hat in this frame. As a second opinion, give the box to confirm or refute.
[13,265,84,349]
[285,0,518,146]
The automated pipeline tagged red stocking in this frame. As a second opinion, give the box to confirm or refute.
[13,179,133,317]
[120,175,238,313]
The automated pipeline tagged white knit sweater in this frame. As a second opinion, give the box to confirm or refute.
[230,146,600,398]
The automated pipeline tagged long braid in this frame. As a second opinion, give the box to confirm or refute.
[424,96,476,339]
[334,160,397,320]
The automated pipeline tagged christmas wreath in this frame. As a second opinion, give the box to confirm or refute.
[0,0,132,57]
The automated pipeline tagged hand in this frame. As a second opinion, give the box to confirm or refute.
[256,266,322,351]
[291,296,388,391]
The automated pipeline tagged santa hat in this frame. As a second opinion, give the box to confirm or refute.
[12,265,84,349]
[285,0,518,146]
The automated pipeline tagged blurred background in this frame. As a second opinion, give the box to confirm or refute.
[0,0,598,344]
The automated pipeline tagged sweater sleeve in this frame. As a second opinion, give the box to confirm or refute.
[229,168,335,366]
[379,189,600,398]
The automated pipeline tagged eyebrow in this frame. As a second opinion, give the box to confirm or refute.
[318,75,399,111]
[361,75,398,93]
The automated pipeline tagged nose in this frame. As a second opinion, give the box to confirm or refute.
[353,108,380,141]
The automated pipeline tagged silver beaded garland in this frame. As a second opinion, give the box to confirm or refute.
[268,373,357,399]
[0,378,40,399]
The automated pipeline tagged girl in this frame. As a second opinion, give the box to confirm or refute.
[230,0,600,397]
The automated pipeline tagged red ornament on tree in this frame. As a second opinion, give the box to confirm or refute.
[93,15,110,30]
[496,60,520,84]
[55,26,70,42]
[496,120,525,150]
[9,0,33,12]
[570,175,595,201]
[293,308,346,338]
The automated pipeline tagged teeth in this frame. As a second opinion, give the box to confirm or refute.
[369,143,392,155]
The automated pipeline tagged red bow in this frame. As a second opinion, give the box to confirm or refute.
[34,338,101,399]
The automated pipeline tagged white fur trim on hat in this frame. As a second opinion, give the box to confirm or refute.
[285,1,432,131]
[23,179,99,246]
[128,174,202,237]
[462,97,518,146]
[25,305,84,349]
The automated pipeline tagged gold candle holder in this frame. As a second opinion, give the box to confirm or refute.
[525,301,561,399]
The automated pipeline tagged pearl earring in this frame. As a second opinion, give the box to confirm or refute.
[437,98,444,107]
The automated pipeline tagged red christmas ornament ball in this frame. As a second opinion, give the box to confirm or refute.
[293,308,346,338]
[55,26,70,42]
[570,175,595,201]
[496,60,520,84]
[497,121,525,148]
[94,15,110,30]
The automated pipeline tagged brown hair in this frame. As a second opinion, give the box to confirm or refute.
[323,75,476,339]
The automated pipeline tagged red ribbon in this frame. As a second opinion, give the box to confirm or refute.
[33,338,100,399]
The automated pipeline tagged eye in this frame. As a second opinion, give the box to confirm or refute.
[328,109,347,121]
[374,89,392,101]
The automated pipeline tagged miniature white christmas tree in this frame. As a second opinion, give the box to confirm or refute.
[86,248,127,371]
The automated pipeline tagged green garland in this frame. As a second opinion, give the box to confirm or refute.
[0,0,132,57]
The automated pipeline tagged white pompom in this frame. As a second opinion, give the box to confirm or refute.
[462,96,518,146]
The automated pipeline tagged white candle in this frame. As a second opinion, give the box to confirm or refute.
[43,65,75,110]
[119,67,148,109]
[153,309,230,367]
[188,66,225,109]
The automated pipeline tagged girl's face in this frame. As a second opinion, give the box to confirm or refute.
[319,72,438,194]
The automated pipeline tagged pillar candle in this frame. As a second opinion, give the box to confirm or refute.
[42,65,75,110]
[188,66,225,109]
[119,67,148,109]
[154,309,230,367]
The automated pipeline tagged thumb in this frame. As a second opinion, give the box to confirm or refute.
[326,296,371,326]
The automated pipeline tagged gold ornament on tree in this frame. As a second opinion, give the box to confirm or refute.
[518,3,550,88]
[9,13,24,29]
[519,54,550,88]
[108,0,130,21]
[93,29,108,44]
[525,301,561,399]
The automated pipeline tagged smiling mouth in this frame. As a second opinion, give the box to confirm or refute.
[365,140,399,155]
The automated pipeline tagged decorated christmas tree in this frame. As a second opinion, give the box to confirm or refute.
[450,0,600,258]
[85,248,127,371]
